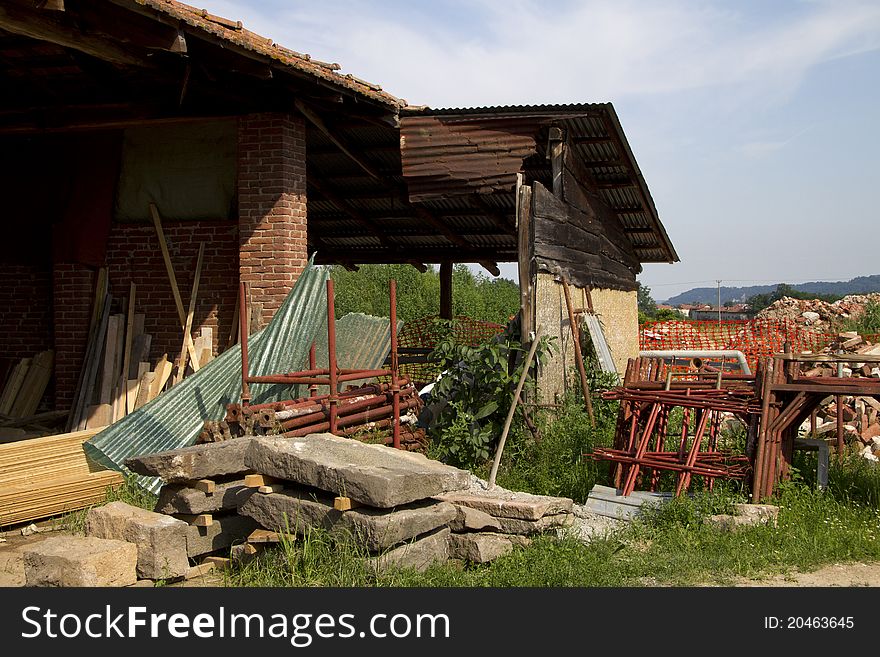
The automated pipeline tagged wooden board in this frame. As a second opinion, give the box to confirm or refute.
[247,528,286,544]
[99,315,120,405]
[0,358,31,416]
[85,404,112,429]
[128,334,152,378]
[133,371,155,410]
[10,350,54,418]
[150,354,173,399]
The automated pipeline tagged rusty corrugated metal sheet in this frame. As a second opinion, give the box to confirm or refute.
[400,115,540,202]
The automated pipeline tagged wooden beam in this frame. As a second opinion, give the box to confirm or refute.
[479,261,501,277]
[467,193,516,233]
[517,175,534,342]
[295,99,383,180]
[439,261,453,320]
[572,135,613,145]
[313,249,518,265]
[594,180,635,189]
[0,2,150,67]
[548,126,565,198]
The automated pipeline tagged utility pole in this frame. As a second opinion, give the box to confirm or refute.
[716,279,722,326]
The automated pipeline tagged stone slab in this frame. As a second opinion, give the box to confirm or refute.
[448,532,529,563]
[368,527,450,573]
[23,536,137,587]
[435,489,573,521]
[584,484,671,520]
[155,479,255,514]
[733,503,779,526]
[186,514,259,558]
[495,512,573,536]
[239,488,457,552]
[448,505,501,532]
[124,439,251,483]
[86,501,189,580]
[245,434,470,508]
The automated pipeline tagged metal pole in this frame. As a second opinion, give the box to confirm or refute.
[327,279,338,434]
[239,282,251,406]
[717,279,722,326]
[488,325,544,490]
[390,279,401,449]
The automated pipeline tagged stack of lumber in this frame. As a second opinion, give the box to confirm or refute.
[0,350,55,420]
[0,427,123,527]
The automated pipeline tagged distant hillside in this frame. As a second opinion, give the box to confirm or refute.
[662,275,880,306]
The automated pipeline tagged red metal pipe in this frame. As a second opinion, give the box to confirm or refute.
[239,281,251,406]
[390,279,400,449]
[309,342,317,397]
[327,278,338,434]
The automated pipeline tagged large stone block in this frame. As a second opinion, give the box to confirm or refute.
[155,480,255,515]
[495,513,573,536]
[239,488,457,552]
[368,527,450,573]
[435,489,573,521]
[124,439,252,483]
[86,501,189,580]
[448,532,529,563]
[448,505,501,532]
[245,434,470,508]
[186,514,259,558]
[23,536,137,587]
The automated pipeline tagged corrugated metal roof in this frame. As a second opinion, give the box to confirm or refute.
[83,259,330,493]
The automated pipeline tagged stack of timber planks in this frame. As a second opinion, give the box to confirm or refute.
[0,427,124,527]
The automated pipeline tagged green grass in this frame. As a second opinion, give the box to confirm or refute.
[57,473,158,534]
[220,393,880,588]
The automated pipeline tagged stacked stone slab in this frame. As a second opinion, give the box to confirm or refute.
[436,485,575,563]
[124,439,258,562]
[239,434,470,571]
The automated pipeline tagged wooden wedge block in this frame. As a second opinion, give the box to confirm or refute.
[244,474,277,488]
[175,513,213,527]
[258,484,284,494]
[202,556,231,571]
[194,479,216,495]
[333,496,362,512]
[185,562,215,579]
[247,529,286,544]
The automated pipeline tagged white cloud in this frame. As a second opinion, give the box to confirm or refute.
[196,0,880,108]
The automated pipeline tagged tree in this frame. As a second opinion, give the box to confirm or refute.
[637,283,657,317]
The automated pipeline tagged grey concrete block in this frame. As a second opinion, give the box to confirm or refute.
[239,488,457,552]
[86,501,189,580]
[23,536,137,587]
[245,434,470,508]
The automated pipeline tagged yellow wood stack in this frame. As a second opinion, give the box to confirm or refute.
[0,427,124,527]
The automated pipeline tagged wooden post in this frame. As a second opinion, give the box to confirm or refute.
[439,261,453,320]
[516,174,534,342]
[488,325,544,490]
[548,126,565,198]
[562,277,595,426]
[174,242,205,384]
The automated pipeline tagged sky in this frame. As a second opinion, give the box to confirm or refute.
[199,0,880,301]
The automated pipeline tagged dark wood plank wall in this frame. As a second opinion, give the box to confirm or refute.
[531,144,640,292]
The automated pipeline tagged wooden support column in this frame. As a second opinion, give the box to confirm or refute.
[516,174,534,340]
[548,126,565,199]
[440,261,453,320]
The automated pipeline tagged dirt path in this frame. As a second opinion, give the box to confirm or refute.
[730,562,880,587]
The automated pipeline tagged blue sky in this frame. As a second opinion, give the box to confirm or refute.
[201,0,880,301]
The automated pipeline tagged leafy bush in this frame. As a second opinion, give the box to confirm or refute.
[424,321,554,469]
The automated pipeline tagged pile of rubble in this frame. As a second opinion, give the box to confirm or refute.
[7,434,577,586]
[797,332,880,460]
[757,293,880,332]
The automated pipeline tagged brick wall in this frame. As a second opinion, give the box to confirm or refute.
[238,112,308,328]
[104,221,239,375]
[0,264,53,362]
[52,263,96,408]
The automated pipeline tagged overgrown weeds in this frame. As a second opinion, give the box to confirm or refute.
[57,473,157,534]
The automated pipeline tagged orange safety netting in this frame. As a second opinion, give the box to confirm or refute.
[397,315,506,386]
[639,319,836,371]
